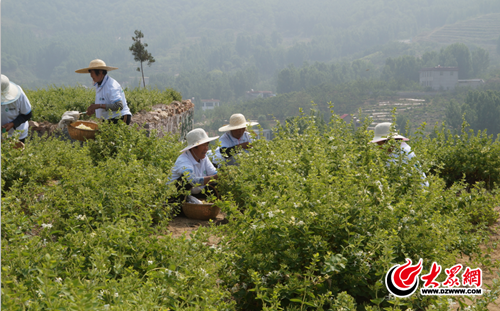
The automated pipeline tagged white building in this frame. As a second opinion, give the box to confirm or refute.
[457,79,485,89]
[419,66,458,91]
[200,99,220,111]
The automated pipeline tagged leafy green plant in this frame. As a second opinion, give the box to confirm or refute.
[2,103,499,310]
[25,86,181,123]
[420,120,500,190]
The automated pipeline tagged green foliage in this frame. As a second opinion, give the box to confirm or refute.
[4,0,499,92]
[441,43,473,79]
[199,79,394,133]
[381,43,488,86]
[87,120,183,171]
[382,55,421,84]
[445,90,500,136]
[2,125,234,309]
[276,61,376,94]
[26,86,95,123]
[471,47,490,77]
[25,86,181,123]
[214,112,497,310]
[2,108,499,309]
[422,121,500,191]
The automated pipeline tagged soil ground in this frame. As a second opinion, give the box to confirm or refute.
[166,212,227,245]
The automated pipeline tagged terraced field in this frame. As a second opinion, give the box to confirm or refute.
[414,13,500,46]
[355,96,446,134]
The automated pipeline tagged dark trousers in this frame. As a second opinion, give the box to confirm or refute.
[109,114,132,125]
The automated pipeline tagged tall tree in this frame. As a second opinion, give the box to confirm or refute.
[129,30,155,88]
[471,47,490,77]
[441,43,472,79]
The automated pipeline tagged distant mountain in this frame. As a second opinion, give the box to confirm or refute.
[3,0,500,88]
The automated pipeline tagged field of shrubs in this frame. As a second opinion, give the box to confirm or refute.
[2,88,500,310]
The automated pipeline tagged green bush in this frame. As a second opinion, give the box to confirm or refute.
[419,122,500,190]
[2,108,499,310]
[26,86,181,123]
[214,113,498,310]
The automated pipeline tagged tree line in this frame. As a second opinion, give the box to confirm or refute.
[381,43,490,86]
[3,0,500,89]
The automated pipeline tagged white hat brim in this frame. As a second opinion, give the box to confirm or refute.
[1,83,21,105]
[180,136,219,153]
[219,121,259,132]
[75,66,118,74]
[370,134,409,143]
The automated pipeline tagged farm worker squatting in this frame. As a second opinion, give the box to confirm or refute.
[210,113,258,166]
[169,128,219,201]
[75,59,132,125]
[1,74,32,143]
[370,122,429,187]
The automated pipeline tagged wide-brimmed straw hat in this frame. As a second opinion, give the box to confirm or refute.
[218,113,258,132]
[370,122,409,143]
[180,128,219,153]
[1,75,21,105]
[75,59,118,74]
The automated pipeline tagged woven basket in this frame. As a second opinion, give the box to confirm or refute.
[182,202,220,220]
[67,121,99,141]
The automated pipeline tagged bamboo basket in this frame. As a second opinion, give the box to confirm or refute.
[182,202,220,220]
[67,121,99,141]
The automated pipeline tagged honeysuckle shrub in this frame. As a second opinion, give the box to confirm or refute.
[414,122,500,191]
[2,109,499,310]
[25,86,182,123]
[87,120,183,169]
[2,126,233,309]
[2,220,235,310]
[215,112,499,310]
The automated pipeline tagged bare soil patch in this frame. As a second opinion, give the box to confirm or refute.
[166,213,228,245]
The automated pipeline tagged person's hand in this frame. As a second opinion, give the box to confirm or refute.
[240,142,251,149]
[1,122,14,131]
[86,103,103,116]
[203,174,218,185]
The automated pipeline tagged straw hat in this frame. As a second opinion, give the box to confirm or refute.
[180,128,219,153]
[218,113,258,132]
[370,122,409,143]
[75,59,118,74]
[1,75,21,105]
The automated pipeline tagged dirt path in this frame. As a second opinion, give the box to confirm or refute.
[166,213,227,245]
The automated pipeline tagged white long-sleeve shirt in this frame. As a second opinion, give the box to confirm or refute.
[210,131,252,164]
[169,150,217,192]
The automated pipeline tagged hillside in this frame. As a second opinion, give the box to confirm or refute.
[3,0,500,88]
[413,13,500,62]
[414,13,500,45]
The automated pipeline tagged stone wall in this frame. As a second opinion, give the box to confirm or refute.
[29,99,195,141]
[130,100,194,140]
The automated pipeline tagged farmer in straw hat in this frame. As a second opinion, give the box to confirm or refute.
[210,113,258,166]
[370,122,428,187]
[169,128,220,201]
[75,59,132,124]
[1,74,32,143]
